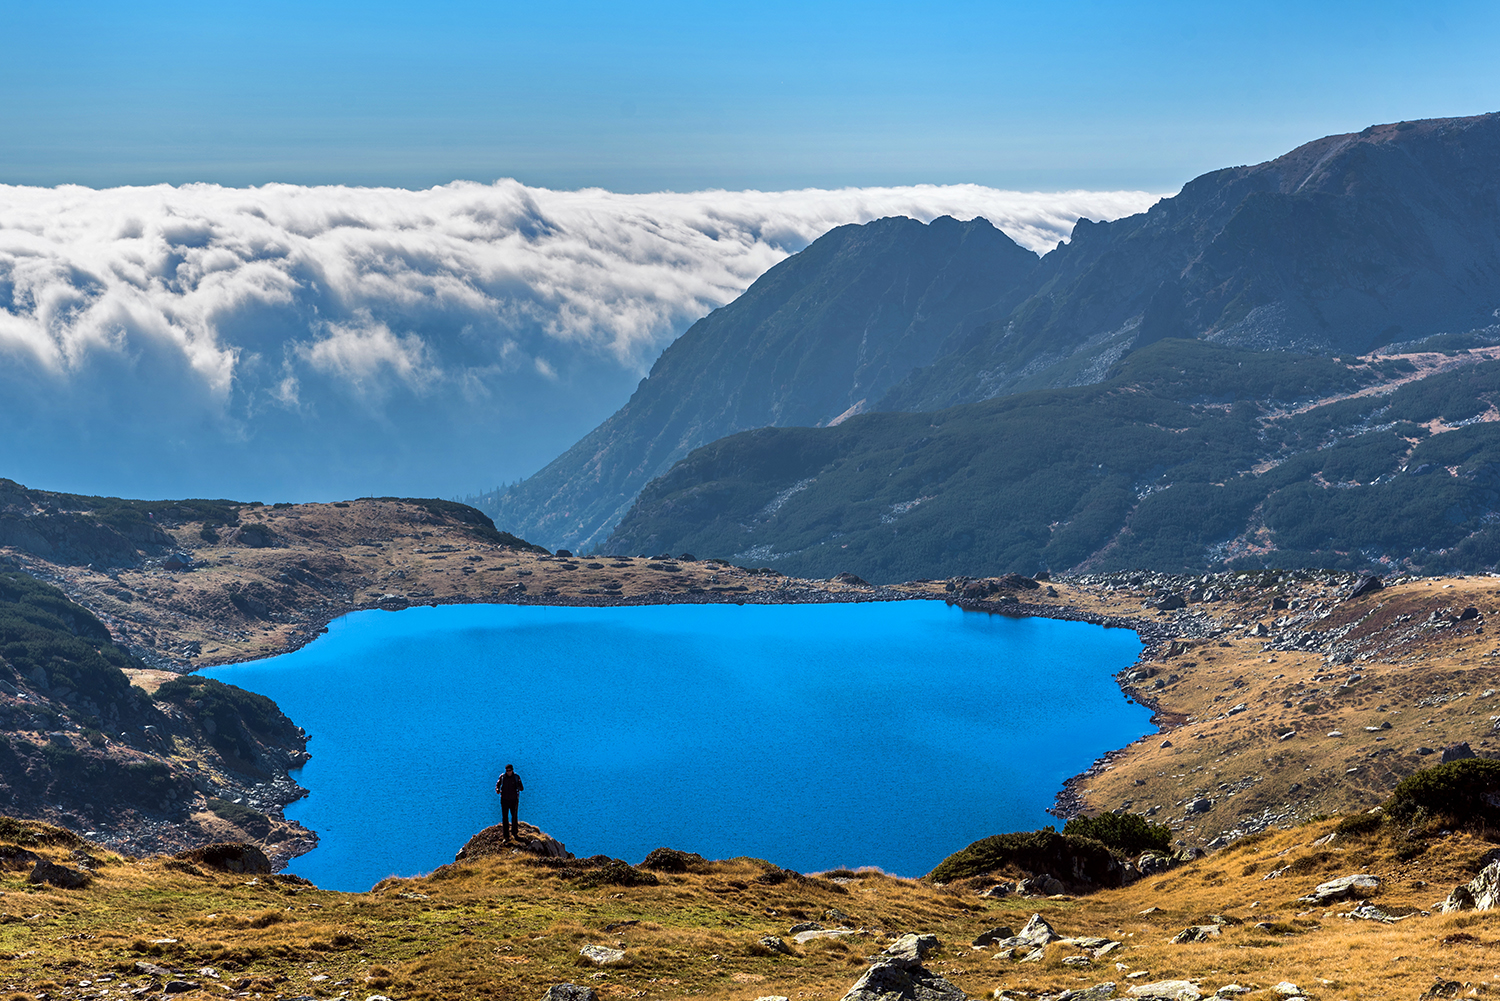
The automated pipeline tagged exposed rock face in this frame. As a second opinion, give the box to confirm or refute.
[887,113,1500,412]
[1125,982,1202,1000]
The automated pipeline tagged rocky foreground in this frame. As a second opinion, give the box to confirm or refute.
[3,805,1500,1001]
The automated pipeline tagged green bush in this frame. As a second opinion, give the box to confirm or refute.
[926,827,1126,886]
[1062,812,1173,855]
[1384,759,1500,827]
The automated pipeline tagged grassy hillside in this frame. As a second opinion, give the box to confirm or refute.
[607,340,1500,581]
[2,809,1497,1000]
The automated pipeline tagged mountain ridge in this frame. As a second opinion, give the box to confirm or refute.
[471,215,1041,551]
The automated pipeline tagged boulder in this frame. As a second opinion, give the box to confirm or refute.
[972,926,1014,947]
[1442,742,1477,763]
[541,986,598,1001]
[838,961,966,1001]
[1017,913,1058,946]
[578,944,626,965]
[28,859,91,889]
[1300,873,1378,904]
[883,933,938,966]
[1170,925,1221,944]
[1348,575,1383,599]
[790,922,824,934]
[175,843,272,875]
[1439,884,1475,913]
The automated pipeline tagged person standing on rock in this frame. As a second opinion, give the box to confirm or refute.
[495,764,523,840]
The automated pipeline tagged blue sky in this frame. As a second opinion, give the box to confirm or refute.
[5,0,1498,192]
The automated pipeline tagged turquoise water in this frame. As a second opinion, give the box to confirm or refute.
[205,600,1147,892]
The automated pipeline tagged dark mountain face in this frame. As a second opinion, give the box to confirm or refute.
[606,340,1500,582]
[475,215,1041,551]
[883,113,1500,411]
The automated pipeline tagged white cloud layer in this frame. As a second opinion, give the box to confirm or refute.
[0,180,1160,499]
[0,180,1157,384]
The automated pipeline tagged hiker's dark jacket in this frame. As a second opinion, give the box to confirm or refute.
[496,772,524,802]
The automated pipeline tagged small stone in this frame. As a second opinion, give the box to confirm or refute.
[1272,984,1301,997]
[759,935,793,955]
[1062,955,1093,967]
[789,921,824,933]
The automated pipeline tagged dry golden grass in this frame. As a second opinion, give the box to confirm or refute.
[4,815,1500,1000]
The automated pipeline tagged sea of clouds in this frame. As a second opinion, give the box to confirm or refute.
[0,180,1160,501]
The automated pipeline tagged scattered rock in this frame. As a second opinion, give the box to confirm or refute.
[979,881,1015,898]
[1169,925,1221,944]
[1271,984,1302,998]
[541,986,598,1001]
[134,962,176,977]
[1343,903,1400,923]
[1126,981,1201,1000]
[1184,798,1213,814]
[1054,985,1117,1000]
[790,921,824,934]
[1348,575,1383,599]
[794,928,858,945]
[1062,955,1093,967]
[578,945,626,965]
[973,926,1015,947]
[1137,852,1172,875]
[162,982,199,995]
[759,935,794,956]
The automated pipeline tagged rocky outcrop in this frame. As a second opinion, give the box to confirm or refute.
[456,822,572,862]
[1299,874,1378,905]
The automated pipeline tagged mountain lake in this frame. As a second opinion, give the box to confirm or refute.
[204,599,1149,891]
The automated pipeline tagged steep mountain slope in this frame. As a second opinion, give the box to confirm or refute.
[607,340,1500,581]
[884,112,1500,409]
[474,215,1042,551]
[0,570,310,858]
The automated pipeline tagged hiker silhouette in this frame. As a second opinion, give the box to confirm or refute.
[495,763,523,839]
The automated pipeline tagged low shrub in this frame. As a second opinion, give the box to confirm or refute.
[1062,812,1173,855]
[1384,758,1500,827]
[927,827,1127,886]
[1335,812,1385,837]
